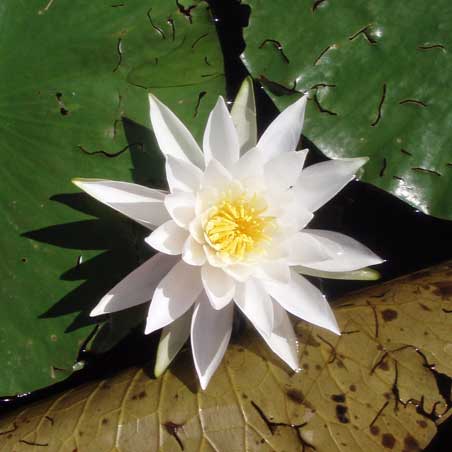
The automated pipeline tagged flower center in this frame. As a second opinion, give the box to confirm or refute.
[205,193,274,260]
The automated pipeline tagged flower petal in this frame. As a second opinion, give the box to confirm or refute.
[201,158,232,190]
[201,265,235,310]
[145,220,188,255]
[300,230,384,272]
[154,308,192,378]
[264,270,340,335]
[264,150,308,191]
[203,96,240,169]
[182,236,206,266]
[189,216,205,244]
[90,253,178,316]
[149,93,204,168]
[286,231,333,265]
[256,261,290,284]
[277,202,313,231]
[145,260,202,334]
[72,178,169,229]
[295,266,381,281]
[191,293,233,390]
[164,192,195,228]
[257,300,300,371]
[231,77,257,155]
[257,94,308,160]
[165,155,203,193]
[203,245,224,267]
[231,147,264,181]
[223,263,254,282]
[294,157,368,212]
[234,279,273,336]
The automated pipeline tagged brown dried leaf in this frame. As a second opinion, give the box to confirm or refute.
[1,262,451,451]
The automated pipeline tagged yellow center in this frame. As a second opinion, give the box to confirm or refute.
[205,193,274,261]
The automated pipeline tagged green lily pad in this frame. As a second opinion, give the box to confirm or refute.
[0,0,225,395]
[242,0,452,219]
[1,262,451,450]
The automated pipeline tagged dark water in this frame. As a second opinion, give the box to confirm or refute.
[1,0,451,450]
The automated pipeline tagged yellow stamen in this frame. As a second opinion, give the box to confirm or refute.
[205,192,274,261]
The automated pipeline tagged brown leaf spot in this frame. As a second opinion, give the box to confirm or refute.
[336,358,345,368]
[433,281,452,299]
[381,309,398,321]
[382,433,396,448]
[286,389,304,404]
[370,425,380,436]
[295,326,321,346]
[349,384,357,392]
[132,390,147,401]
[164,421,184,450]
[416,420,428,428]
[379,360,390,371]
[403,435,420,451]
[336,405,349,423]
[331,394,346,403]
[101,418,108,426]
[419,303,431,311]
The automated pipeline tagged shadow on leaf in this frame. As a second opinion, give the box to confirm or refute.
[22,118,165,349]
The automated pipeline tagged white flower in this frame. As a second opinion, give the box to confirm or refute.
[73,79,383,389]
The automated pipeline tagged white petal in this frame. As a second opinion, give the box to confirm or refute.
[286,231,333,265]
[203,96,240,169]
[201,265,235,309]
[165,155,203,193]
[256,261,290,284]
[191,293,233,390]
[145,260,202,334]
[223,263,254,282]
[154,308,192,377]
[164,192,195,228]
[201,157,232,190]
[231,147,264,181]
[295,266,381,281]
[90,253,178,316]
[189,216,205,244]
[182,236,206,266]
[257,300,300,371]
[149,94,204,168]
[300,230,384,272]
[257,94,308,160]
[294,157,368,212]
[278,202,313,231]
[264,150,308,191]
[234,279,273,336]
[264,270,340,335]
[231,77,257,154]
[203,245,224,267]
[72,178,169,229]
[145,220,188,255]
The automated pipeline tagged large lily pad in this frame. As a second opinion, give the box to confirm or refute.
[242,0,452,220]
[0,0,225,395]
[1,262,451,451]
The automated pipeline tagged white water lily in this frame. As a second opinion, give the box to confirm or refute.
[73,78,383,389]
